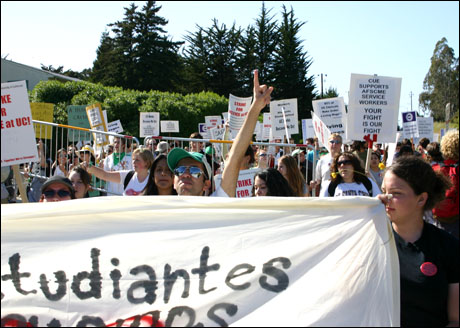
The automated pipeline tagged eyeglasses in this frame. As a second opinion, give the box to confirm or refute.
[259,154,267,157]
[43,189,71,198]
[329,140,341,144]
[337,160,353,166]
[174,166,205,179]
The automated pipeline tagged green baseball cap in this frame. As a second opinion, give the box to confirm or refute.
[167,148,212,180]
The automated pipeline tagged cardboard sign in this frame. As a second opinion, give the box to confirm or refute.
[401,111,419,139]
[347,74,401,143]
[1,81,39,166]
[160,120,179,133]
[140,112,160,137]
[228,94,252,138]
[270,99,299,138]
[67,105,92,142]
[312,111,332,150]
[1,196,399,327]
[30,102,54,139]
[312,97,346,136]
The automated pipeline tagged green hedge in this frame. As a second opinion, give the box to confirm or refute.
[30,80,229,140]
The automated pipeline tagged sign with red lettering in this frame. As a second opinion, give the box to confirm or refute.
[1,81,39,166]
[228,94,253,139]
[312,111,332,151]
[347,74,401,143]
[214,168,259,198]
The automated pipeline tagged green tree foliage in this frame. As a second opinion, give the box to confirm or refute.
[41,64,91,80]
[314,87,339,100]
[272,5,316,119]
[419,37,459,121]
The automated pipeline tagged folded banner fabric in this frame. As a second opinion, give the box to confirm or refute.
[1,196,399,327]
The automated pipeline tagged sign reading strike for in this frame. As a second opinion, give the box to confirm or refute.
[67,105,92,141]
[160,120,179,133]
[86,104,109,145]
[402,111,419,139]
[312,111,332,150]
[107,120,124,134]
[312,97,347,136]
[1,196,399,327]
[1,81,39,166]
[214,168,259,198]
[347,74,401,143]
[270,98,299,138]
[228,94,252,138]
[140,112,160,137]
[30,103,54,139]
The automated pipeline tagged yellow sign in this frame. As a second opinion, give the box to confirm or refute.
[30,103,53,139]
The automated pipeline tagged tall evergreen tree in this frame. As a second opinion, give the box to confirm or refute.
[236,25,258,95]
[272,5,316,119]
[419,37,459,120]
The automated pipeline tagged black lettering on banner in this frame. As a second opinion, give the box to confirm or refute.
[207,303,238,327]
[110,258,122,299]
[76,315,105,327]
[39,271,68,301]
[191,246,220,294]
[48,318,62,327]
[163,264,190,304]
[259,257,291,292]
[225,264,255,290]
[1,253,37,295]
[166,306,197,327]
[71,248,102,300]
[127,265,158,304]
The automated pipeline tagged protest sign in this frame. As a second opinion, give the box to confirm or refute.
[107,120,124,134]
[30,103,53,139]
[255,121,262,141]
[415,116,433,142]
[222,112,229,123]
[67,105,92,142]
[262,113,272,141]
[214,168,259,198]
[86,104,109,146]
[228,94,252,138]
[347,74,401,143]
[198,123,209,139]
[1,81,39,166]
[401,111,419,139]
[270,99,299,138]
[312,97,347,136]
[161,121,179,133]
[1,196,399,327]
[208,124,226,160]
[140,112,160,137]
[312,111,332,150]
[301,119,314,144]
[205,116,221,131]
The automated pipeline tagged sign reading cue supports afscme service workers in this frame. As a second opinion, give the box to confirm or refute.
[347,74,402,143]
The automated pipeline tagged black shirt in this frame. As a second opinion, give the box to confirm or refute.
[393,222,459,327]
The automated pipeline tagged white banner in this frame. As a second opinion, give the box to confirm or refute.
[312,111,332,150]
[161,121,180,133]
[140,112,160,137]
[312,97,347,136]
[1,81,39,166]
[270,99,299,138]
[1,197,399,327]
[228,94,252,138]
[347,74,401,143]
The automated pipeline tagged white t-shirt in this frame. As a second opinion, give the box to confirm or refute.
[315,153,332,194]
[103,153,133,195]
[119,170,148,196]
[53,165,66,177]
[320,178,382,197]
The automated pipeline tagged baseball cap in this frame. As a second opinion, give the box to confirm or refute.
[167,148,212,180]
[41,176,76,197]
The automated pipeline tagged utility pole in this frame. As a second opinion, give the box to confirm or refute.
[409,91,413,111]
[317,73,327,98]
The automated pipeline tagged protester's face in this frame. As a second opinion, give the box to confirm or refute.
[114,138,124,153]
[299,152,305,162]
[258,151,268,167]
[337,156,354,181]
[69,171,88,199]
[277,162,288,179]
[132,153,148,172]
[58,151,67,164]
[189,141,203,153]
[254,176,268,197]
[174,157,209,196]
[40,183,72,202]
[381,171,427,225]
[370,154,380,167]
[154,158,173,192]
[329,138,342,154]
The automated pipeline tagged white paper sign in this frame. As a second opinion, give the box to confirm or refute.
[107,120,124,134]
[198,123,209,139]
[312,111,332,150]
[402,111,419,139]
[228,94,252,138]
[209,125,226,160]
[140,112,160,137]
[301,119,314,144]
[1,81,39,166]
[270,99,299,138]
[312,97,347,136]
[86,104,109,145]
[160,120,179,133]
[214,168,259,198]
[347,74,401,143]
[262,113,272,141]
[416,116,433,141]
[205,116,221,131]
[1,196,399,327]
[222,112,229,123]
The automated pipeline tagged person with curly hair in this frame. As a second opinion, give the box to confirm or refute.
[321,152,381,197]
[278,155,308,196]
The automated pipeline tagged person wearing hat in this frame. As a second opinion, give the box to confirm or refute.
[39,176,76,202]
[167,69,273,197]
[156,141,169,155]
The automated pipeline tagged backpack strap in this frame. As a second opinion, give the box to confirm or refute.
[362,177,373,196]
[124,170,135,190]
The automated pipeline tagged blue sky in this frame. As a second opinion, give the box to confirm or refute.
[2,1,459,120]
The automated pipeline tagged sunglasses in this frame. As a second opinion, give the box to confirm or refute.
[43,189,71,198]
[329,140,341,144]
[259,153,267,157]
[337,160,353,166]
[174,166,205,179]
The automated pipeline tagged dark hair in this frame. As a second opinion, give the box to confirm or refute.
[189,132,203,139]
[279,155,306,196]
[418,137,430,149]
[351,141,366,152]
[70,165,91,198]
[386,156,451,211]
[330,152,368,185]
[254,168,296,197]
[426,142,444,162]
[398,145,414,156]
[143,155,177,195]
[244,145,255,165]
